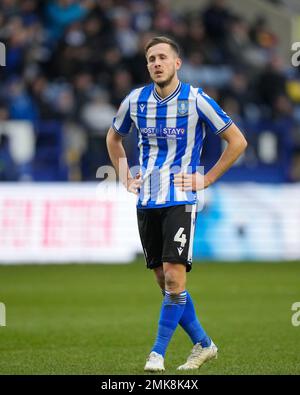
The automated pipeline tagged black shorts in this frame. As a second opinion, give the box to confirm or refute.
[137,204,197,272]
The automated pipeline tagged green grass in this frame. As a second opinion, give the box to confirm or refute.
[0,261,300,375]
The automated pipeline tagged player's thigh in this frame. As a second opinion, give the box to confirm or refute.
[161,204,197,272]
[137,208,163,269]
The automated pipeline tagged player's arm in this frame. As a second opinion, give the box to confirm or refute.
[203,123,247,187]
[106,127,141,194]
[174,123,247,191]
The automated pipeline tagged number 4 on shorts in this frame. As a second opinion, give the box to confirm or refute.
[174,227,187,248]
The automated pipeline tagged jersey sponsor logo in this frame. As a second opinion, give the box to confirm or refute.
[177,100,189,116]
[162,127,185,139]
[177,247,184,256]
[140,127,186,139]
[140,127,157,136]
[139,103,146,112]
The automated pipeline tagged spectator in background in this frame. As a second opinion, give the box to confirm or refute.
[29,74,58,119]
[271,94,294,122]
[73,71,95,115]
[249,16,278,51]
[257,54,287,110]
[0,134,19,181]
[221,71,259,120]
[7,77,38,120]
[221,96,243,125]
[80,88,116,176]
[110,68,133,107]
[130,0,152,33]
[52,21,89,77]
[202,0,232,42]
[0,0,18,18]
[97,47,125,90]
[0,103,9,121]
[82,13,112,74]
[179,50,232,88]
[54,85,75,120]
[171,17,189,56]
[183,18,214,63]
[126,32,154,86]
[45,0,93,41]
[225,16,267,70]
[19,0,40,27]
[290,148,300,182]
[80,88,116,134]
[110,7,139,58]
[4,16,28,76]
[31,78,75,121]
[152,0,176,34]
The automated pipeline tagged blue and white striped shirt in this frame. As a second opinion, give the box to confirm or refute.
[112,81,232,209]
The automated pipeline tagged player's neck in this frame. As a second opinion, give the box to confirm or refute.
[154,77,180,99]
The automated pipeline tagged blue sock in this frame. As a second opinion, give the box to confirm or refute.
[179,291,211,347]
[151,290,187,357]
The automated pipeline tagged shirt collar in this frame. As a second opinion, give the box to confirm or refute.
[153,81,181,104]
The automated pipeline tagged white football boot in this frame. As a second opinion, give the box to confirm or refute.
[144,351,165,372]
[177,340,218,370]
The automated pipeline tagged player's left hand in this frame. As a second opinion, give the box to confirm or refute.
[174,172,210,191]
[126,173,142,195]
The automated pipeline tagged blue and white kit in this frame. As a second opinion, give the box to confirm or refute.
[112,81,233,209]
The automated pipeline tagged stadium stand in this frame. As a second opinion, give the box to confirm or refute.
[0,0,299,182]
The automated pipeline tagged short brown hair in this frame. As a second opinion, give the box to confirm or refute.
[144,36,180,57]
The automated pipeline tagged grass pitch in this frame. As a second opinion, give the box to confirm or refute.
[0,260,300,375]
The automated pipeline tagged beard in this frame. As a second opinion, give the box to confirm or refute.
[155,69,176,88]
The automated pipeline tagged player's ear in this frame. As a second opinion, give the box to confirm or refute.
[175,57,182,71]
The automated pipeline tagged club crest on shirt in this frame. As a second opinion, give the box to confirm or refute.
[177,100,189,116]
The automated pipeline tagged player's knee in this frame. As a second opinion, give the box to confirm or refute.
[163,263,186,292]
[164,271,185,293]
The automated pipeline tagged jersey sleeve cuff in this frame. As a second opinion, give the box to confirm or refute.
[112,124,127,137]
[215,120,233,135]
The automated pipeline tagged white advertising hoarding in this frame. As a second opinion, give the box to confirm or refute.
[0,182,299,263]
[0,183,141,263]
[193,183,300,261]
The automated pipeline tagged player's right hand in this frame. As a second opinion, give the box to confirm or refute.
[127,174,142,195]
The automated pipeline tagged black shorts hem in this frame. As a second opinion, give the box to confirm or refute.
[162,257,192,272]
[146,259,162,270]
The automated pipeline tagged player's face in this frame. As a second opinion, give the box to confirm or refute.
[146,43,182,88]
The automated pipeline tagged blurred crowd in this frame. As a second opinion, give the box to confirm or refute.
[0,0,300,181]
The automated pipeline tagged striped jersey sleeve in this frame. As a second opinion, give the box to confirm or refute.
[112,92,134,136]
[196,89,233,135]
